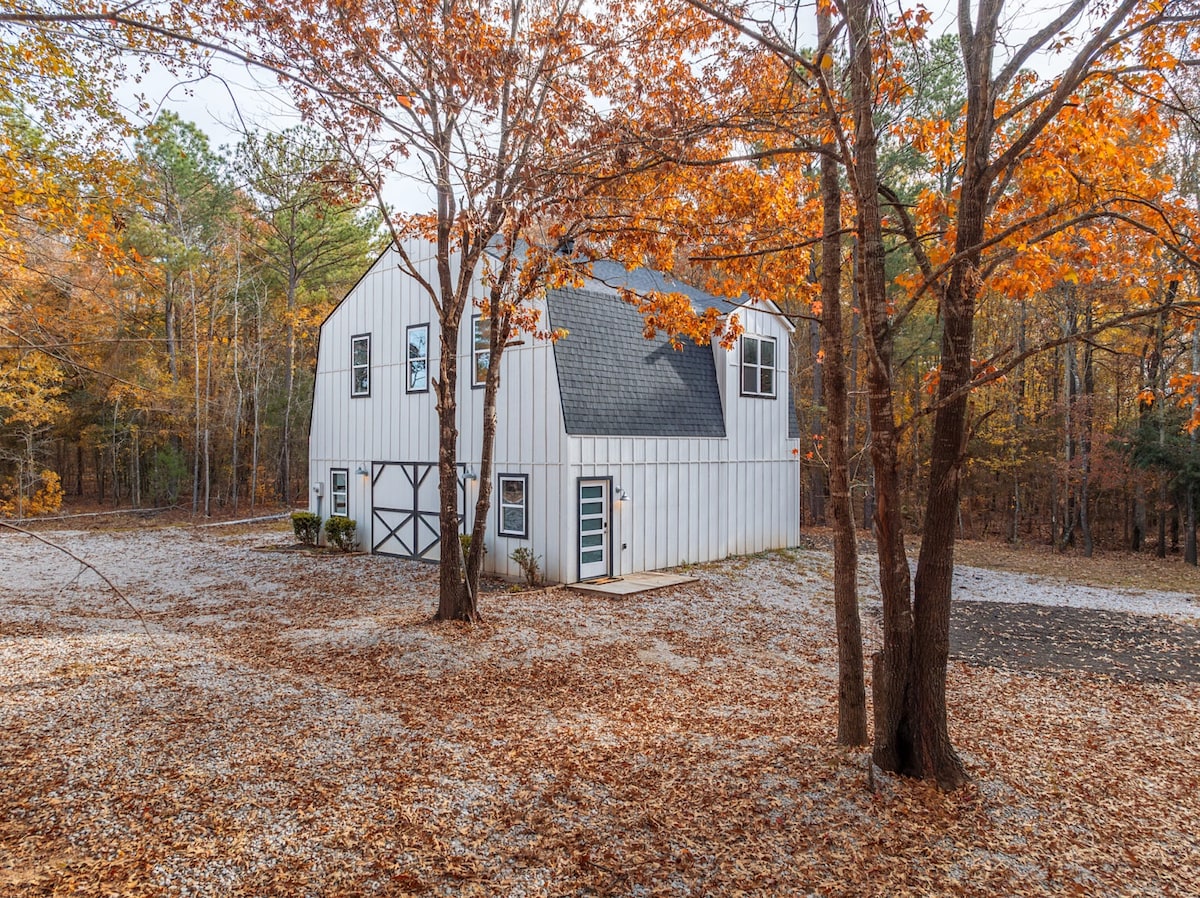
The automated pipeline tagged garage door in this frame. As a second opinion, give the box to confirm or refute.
[371,461,467,560]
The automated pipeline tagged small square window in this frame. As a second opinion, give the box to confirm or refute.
[497,473,528,538]
[330,468,349,517]
[351,334,371,397]
[407,323,429,392]
[740,335,777,398]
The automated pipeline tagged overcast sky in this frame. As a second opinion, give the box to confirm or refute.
[122,0,1084,216]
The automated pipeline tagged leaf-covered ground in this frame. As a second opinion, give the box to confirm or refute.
[1,524,1198,896]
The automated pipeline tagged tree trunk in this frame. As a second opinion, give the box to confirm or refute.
[809,317,827,525]
[435,315,473,621]
[1079,295,1094,557]
[466,298,515,604]
[165,272,179,382]
[1060,299,1078,550]
[1157,308,1168,559]
[817,12,867,743]
[1189,322,1199,565]
[845,0,914,776]
[279,270,298,505]
[251,289,264,509]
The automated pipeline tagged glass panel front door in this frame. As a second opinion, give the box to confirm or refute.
[578,480,609,580]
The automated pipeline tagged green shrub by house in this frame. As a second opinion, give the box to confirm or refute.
[324,516,357,551]
[510,546,542,587]
[291,511,321,546]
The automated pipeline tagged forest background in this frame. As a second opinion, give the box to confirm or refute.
[2,0,1200,563]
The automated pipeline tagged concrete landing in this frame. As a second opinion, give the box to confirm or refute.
[567,570,699,597]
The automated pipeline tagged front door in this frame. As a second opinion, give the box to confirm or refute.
[578,479,610,580]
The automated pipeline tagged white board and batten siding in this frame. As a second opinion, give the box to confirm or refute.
[565,303,800,581]
[309,237,801,583]
[309,239,571,574]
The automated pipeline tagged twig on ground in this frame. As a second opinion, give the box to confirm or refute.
[0,521,154,639]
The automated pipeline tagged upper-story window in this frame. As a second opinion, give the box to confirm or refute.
[741,335,776,398]
[472,315,490,387]
[351,333,371,397]
[407,323,429,392]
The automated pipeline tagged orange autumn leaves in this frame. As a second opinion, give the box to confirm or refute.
[589,2,1198,407]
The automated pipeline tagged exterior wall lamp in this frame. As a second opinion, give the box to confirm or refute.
[355,465,369,477]
[616,486,630,502]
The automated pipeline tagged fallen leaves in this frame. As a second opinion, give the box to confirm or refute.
[1,526,1198,896]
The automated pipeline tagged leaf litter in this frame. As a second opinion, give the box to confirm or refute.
[1,524,1198,896]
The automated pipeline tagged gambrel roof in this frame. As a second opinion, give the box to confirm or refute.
[547,285,727,438]
[546,258,800,440]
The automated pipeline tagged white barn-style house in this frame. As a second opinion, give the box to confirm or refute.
[308,239,802,584]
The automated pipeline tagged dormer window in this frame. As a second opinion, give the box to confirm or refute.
[741,335,776,398]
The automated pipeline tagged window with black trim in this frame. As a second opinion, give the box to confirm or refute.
[740,335,776,398]
[498,473,528,538]
[472,315,490,387]
[407,323,429,392]
[350,333,371,397]
[330,468,349,517]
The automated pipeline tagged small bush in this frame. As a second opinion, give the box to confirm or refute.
[291,511,321,545]
[324,516,358,551]
[510,546,542,587]
[28,470,64,516]
[460,533,487,560]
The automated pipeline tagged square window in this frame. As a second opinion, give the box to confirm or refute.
[740,335,777,398]
[497,473,528,538]
[351,334,371,397]
[407,324,429,392]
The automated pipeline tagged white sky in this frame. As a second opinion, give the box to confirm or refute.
[118,0,1083,214]
[117,54,435,214]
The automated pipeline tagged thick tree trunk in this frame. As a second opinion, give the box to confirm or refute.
[907,189,976,788]
[821,173,867,745]
[845,0,913,775]
[901,88,989,792]
[817,4,866,747]
[435,316,473,621]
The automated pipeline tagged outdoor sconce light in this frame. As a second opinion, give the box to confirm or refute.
[355,465,369,477]
[616,486,630,502]
[465,466,478,482]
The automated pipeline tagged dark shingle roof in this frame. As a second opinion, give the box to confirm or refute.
[547,286,727,438]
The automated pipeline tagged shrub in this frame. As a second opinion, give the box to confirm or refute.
[510,546,542,587]
[324,516,358,551]
[28,470,64,516]
[291,511,321,546]
[460,533,487,560]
